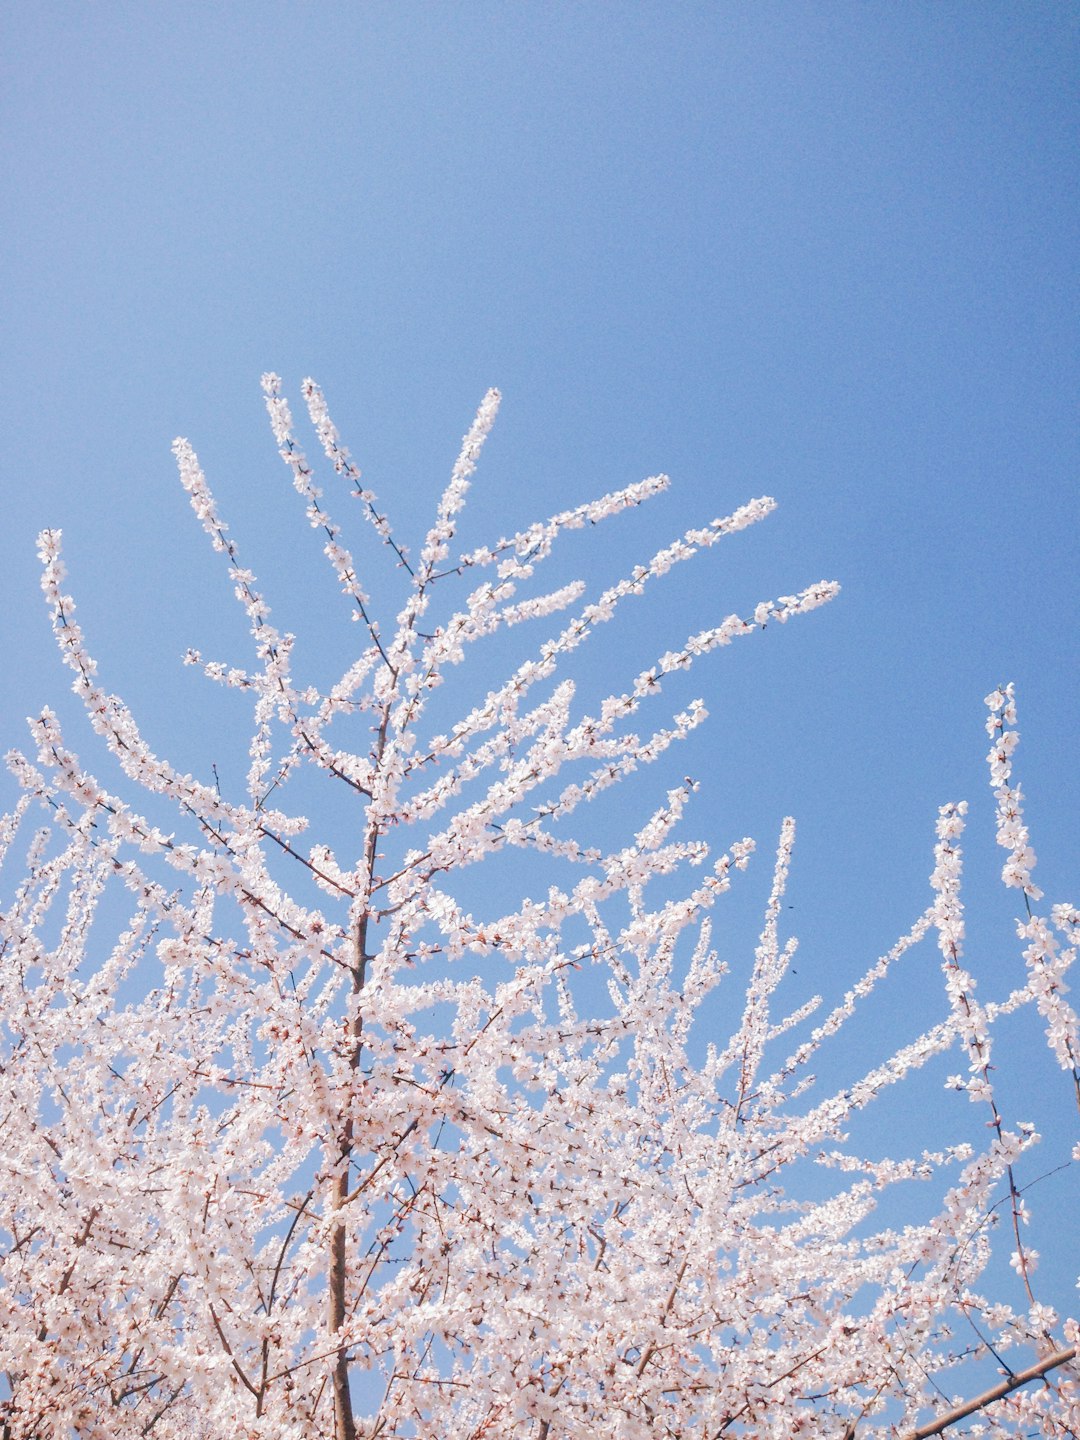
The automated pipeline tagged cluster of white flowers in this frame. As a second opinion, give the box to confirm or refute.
[985,684,1042,901]
[985,686,1080,1087]
[0,382,1076,1440]
[299,378,405,567]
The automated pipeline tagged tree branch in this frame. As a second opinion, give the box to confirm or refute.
[898,1344,1078,1440]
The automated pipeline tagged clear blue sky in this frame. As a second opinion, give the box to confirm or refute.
[2,3,1078,1324]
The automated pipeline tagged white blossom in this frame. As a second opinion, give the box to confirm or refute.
[0,380,1074,1440]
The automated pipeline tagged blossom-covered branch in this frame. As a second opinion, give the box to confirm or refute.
[0,379,1075,1440]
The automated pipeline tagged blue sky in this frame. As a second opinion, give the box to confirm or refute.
[3,2,1079,1328]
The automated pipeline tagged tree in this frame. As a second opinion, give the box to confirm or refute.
[0,376,1076,1439]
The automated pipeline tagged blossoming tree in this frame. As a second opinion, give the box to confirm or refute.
[0,378,1076,1439]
